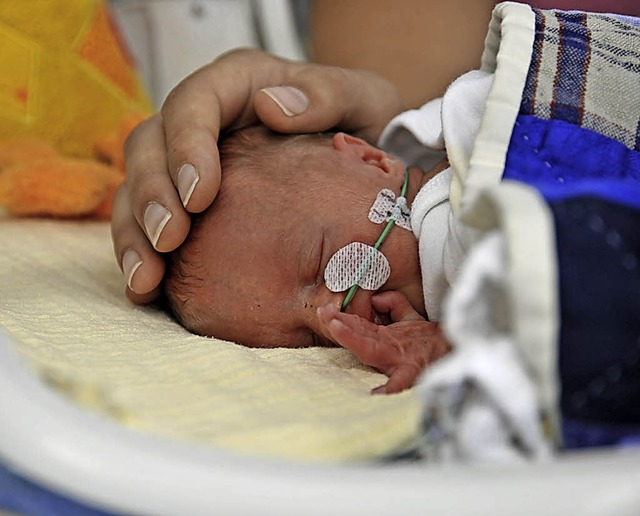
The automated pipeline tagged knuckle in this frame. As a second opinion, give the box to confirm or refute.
[295,64,350,99]
[214,47,263,65]
[111,182,129,213]
[165,124,191,156]
[161,83,184,114]
[124,116,153,158]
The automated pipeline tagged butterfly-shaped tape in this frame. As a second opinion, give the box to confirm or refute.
[368,189,411,230]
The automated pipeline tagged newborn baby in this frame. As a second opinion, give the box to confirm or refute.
[163,126,451,393]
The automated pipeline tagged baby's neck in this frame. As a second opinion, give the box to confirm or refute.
[405,160,450,205]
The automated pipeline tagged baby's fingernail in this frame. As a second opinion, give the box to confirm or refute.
[144,202,172,249]
[319,303,338,315]
[317,304,329,316]
[261,86,308,116]
[122,249,143,291]
[177,163,199,208]
[328,319,347,335]
[371,385,388,395]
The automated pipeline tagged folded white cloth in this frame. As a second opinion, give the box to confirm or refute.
[415,232,551,463]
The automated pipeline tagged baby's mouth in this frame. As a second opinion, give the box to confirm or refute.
[373,310,392,326]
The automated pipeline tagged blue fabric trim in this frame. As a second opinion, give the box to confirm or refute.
[0,461,114,516]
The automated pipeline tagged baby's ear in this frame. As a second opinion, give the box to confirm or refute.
[332,132,403,178]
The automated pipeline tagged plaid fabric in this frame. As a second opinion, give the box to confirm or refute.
[521,9,640,151]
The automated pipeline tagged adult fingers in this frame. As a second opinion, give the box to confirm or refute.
[123,115,191,253]
[158,49,403,224]
[254,64,404,144]
[372,291,425,323]
[159,48,286,215]
[160,49,400,215]
[160,73,226,215]
[111,182,166,303]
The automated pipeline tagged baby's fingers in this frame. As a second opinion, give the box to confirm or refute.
[372,291,425,323]
[322,313,389,368]
[372,364,423,395]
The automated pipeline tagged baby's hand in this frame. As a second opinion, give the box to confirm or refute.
[317,291,451,394]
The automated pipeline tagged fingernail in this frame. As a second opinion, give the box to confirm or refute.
[317,304,329,316]
[122,249,143,290]
[144,202,172,249]
[371,385,388,395]
[328,319,346,334]
[177,163,199,207]
[261,86,308,116]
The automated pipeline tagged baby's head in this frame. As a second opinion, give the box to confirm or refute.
[163,126,424,348]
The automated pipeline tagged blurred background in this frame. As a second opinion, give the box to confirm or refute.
[109,0,309,107]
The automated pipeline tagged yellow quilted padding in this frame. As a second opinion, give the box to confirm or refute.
[0,220,421,462]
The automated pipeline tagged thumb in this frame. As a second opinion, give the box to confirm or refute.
[254,66,404,144]
[371,291,425,323]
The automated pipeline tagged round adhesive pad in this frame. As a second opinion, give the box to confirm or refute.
[324,242,391,292]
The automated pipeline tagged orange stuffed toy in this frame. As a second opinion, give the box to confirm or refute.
[0,137,124,219]
[0,0,152,219]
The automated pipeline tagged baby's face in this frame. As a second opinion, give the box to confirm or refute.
[191,133,424,348]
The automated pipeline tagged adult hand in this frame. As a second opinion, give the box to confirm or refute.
[111,48,404,304]
[317,291,451,394]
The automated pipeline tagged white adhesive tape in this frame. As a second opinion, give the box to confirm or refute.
[324,242,391,292]
[368,189,411,230]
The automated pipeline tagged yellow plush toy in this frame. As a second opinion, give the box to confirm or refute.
[0,0,152,219]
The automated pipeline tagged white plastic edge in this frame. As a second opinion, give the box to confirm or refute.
[1,328,640,516]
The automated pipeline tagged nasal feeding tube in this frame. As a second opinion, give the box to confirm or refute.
[322,169,411,311]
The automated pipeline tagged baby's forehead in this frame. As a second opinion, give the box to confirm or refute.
[213,136,380,231]
[197,178,296,248]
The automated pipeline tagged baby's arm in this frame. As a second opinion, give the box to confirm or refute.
[317,291,451,394]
